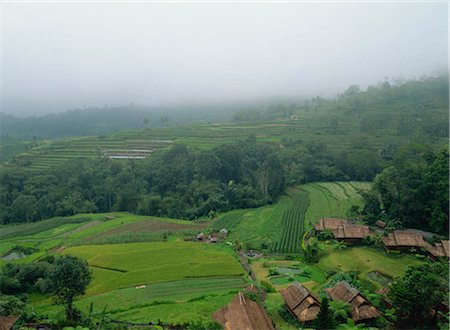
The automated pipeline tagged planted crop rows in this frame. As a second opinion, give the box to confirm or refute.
[272,191,310,253]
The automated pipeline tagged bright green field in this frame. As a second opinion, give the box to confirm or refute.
[32,277,247,324]
[211,182,368,251]
[211,195,292,249]
[63,242,244,295]
[302,181,370,230]
[317,245,422,280]
[0,212,204,265]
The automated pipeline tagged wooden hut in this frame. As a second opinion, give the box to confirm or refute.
[333,224,371,242]
[213,292,275,330]
[280,282,320,323]
[325,282,381,322]
[315,218,370,243]
[314,218,348,231]
[426,240,450,259]
[381,230,431,250]
[0,316,19,330]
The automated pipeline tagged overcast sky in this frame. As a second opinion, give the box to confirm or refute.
[1,1,448,116]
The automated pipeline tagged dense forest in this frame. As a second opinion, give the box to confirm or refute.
[1,76,448,236]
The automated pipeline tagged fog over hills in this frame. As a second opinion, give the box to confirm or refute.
[1,2,447,116]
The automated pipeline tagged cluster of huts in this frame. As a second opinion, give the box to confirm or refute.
[213,280,382,330]
[281,281,381,325]
[196,228,228,244]
[314,218,449,259]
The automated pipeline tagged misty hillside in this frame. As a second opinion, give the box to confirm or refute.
[1,75,448,142]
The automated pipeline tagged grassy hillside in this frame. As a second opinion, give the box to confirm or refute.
[212,182,368,252]
[64,242,244,295]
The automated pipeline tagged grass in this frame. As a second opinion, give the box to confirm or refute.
[32,277,247,323]
[272,191,309,253]
[63,241,244,295]
[317,245,422,280]
[212,195,292,250]
[302,181,369,230]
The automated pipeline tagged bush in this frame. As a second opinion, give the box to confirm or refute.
[268,268,279,276]
[260,281,276,293]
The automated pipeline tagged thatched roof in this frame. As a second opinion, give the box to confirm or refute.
[314,218,348,231]
[213,292,275,330]
[375,220,386,228]
[333,224,371,239]
[0,316,19,330]
[280,282,320,323]
[427,240,450,258]
[325,282,381,322]
[382,230,431,249]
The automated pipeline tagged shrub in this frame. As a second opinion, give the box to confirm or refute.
[260,281,276,293]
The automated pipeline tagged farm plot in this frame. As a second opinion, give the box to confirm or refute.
[32,276,247,322]
[63,241,245,295]
[211,196,292,250]
[271,191,309,253]
[302,181,368,230]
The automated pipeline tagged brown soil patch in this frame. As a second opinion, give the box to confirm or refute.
[98,220,207,237]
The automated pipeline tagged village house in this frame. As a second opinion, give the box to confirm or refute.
[325,281,381,323]
[314,218,371,243]
[213,292,275,330]
[426,240,450,259]
[280,282,321,323]
[381,230,431,251]
[314,218,348,231]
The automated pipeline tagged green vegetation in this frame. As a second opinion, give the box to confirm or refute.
[63,242,244,295]
[317,246,422,282]
[302,181,370,229]
[362,145,449,235]
[212,195,291,250]
[272,191,309,253]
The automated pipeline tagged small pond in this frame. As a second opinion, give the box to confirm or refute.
[277,267,303,275]
[1,251,26,261]
[367,271,392,287]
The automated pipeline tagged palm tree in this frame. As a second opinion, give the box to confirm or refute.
[337,318,366,330]
[332,240,347,250]
[330,300,351,324]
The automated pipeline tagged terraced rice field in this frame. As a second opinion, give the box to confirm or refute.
[302,181,369,230]
[271,191,309,253]
[15,137,172,171]
[9,111,417,171]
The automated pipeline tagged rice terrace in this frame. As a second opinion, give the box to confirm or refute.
[1,4,448,329]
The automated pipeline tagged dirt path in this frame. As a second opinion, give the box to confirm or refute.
[238,251,257,282]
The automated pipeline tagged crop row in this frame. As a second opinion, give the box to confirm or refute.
[272,191,310,253]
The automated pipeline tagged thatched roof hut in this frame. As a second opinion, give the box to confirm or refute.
[314,218,348,231]
[333,224,371,240]
[381,230,431,249]
[0,316,19,330]
[213,292,275,330]
[325,282,381,322]
[280,282,320,323]
[315,218,371,241]
[426,240,450,258]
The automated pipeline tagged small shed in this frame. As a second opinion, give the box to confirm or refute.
[375,220,386,229]
[219,228,229,236]
[197,233,205,241]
